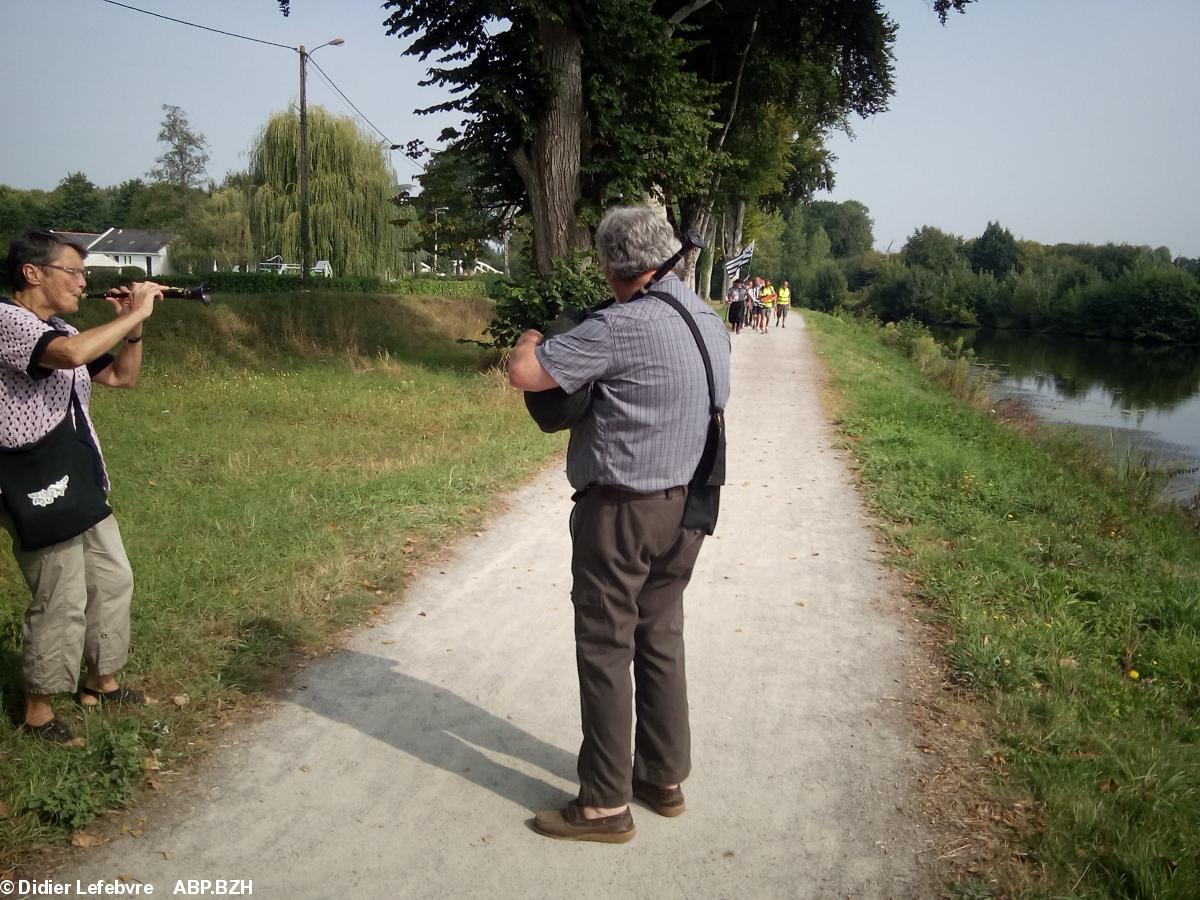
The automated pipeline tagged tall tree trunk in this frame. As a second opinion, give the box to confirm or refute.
[722,198,747,290]
[676,195,714,288]
[511,20,590,275]
[675,16,756,288]
[698,216,718,299]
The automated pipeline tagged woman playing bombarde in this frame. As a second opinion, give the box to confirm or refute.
[1,231,163,742]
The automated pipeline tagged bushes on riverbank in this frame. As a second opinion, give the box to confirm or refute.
[795,222,1200,344]
[806,311,1200,898]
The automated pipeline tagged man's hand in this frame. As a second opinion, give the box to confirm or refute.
[515,329,544,348]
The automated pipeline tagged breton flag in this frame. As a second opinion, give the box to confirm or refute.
[723,240,755,278]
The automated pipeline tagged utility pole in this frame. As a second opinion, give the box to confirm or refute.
[297,38,343,284]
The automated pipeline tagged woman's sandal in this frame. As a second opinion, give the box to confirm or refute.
[77,685,147,707]
[23,716,74,743]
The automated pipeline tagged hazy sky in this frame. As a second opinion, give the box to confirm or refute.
[2,0,1197,257]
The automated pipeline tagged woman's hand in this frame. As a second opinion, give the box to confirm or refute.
[103,282,165,323]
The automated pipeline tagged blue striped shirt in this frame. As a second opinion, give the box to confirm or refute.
[535,274,731,492]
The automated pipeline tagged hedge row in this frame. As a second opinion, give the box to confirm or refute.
[83,269,495,298]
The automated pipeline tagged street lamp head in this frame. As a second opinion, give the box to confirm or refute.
[327,38,345,46]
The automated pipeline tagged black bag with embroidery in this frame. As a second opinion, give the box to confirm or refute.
[0,384,110,551]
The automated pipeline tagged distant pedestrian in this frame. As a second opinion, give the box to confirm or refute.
[776,280,791,327]
[726,278,746,334]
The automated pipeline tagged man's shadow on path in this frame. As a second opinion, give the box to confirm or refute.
[290,650,577,812]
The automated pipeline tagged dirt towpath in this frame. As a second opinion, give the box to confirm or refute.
[53,314,936,899]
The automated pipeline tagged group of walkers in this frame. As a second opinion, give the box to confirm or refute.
[725,276,790,334]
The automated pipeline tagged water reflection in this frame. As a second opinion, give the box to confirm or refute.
[935,329,1200,412]
[930,328,1200,500]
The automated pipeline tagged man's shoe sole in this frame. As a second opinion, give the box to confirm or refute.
[531,822,636,843]
[532,801,636,843]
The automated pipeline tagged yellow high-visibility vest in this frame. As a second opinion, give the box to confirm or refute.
[760,288,776,306]
[777,286,791,306]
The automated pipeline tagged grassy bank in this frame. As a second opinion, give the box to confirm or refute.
[803,312,1199,898]
[0,292,564,867]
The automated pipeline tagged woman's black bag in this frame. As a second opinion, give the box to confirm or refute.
[0,380,111,551]
[646,290,726,535]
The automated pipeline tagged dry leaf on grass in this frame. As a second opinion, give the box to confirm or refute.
[172,694,189,708]
[71,832,102,848]
[1058,658,1080,669]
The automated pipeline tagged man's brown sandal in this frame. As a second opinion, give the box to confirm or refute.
[532,800,636,843]
[632,778,686,817]
[77,685,147,707]
[23,717,73,743]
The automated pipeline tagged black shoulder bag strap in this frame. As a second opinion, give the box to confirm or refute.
[645,290,726,533]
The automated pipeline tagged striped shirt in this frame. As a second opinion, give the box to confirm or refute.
[536,274,731,492]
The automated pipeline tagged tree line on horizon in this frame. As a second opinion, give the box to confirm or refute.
[0,104,423,281]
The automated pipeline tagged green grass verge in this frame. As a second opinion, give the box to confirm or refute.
[0,292,564,865]
[803,312,1199,899]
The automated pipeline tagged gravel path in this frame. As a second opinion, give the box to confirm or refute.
[52,314,936,899]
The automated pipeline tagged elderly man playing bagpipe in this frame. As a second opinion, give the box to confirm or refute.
[508,206,731,842]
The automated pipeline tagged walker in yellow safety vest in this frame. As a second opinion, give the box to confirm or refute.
[776,286,791,306]
[760,286,776,307]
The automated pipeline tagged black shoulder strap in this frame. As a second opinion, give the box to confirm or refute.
[644,290,720,414]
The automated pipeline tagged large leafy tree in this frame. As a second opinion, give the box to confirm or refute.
[805,200,874,258]
[383,0,715,274]
[148,105,211,189]
[971,220,1020,278]
[247,107,405,277]
[125,181,199,231]
[50,172,109,232]
[903,225,966,272]
[330,0,978,276]
[0,186,52,257]
[171,188,254,273]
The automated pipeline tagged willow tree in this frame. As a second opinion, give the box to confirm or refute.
[247,107,404,277]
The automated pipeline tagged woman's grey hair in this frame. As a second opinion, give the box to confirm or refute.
[4,231,89,291]
[594,206,680,280]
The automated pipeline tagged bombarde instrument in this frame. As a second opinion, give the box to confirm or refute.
[86,284,212,305]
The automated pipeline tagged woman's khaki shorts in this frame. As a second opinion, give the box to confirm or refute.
[1,512,134,694]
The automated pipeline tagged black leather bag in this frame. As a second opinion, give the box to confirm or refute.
[646,291,726,535]
[0,381,111,551]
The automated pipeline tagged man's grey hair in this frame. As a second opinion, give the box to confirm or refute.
[594,206,680,280]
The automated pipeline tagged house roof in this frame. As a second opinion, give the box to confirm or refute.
[89,229,174,254]
[52,231,105,250]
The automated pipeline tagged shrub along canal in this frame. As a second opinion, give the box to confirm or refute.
[934,328,1200,503]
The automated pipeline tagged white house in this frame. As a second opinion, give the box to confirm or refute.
[65,228,177,277]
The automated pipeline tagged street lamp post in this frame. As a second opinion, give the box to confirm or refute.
[433,207,448,275]
[298,37,344,284]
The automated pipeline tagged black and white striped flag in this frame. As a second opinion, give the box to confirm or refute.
[723,240,755,278]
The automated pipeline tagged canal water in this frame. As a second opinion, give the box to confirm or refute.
[932,329,1200,504]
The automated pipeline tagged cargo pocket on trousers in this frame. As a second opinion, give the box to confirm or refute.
[570,588,610,641]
